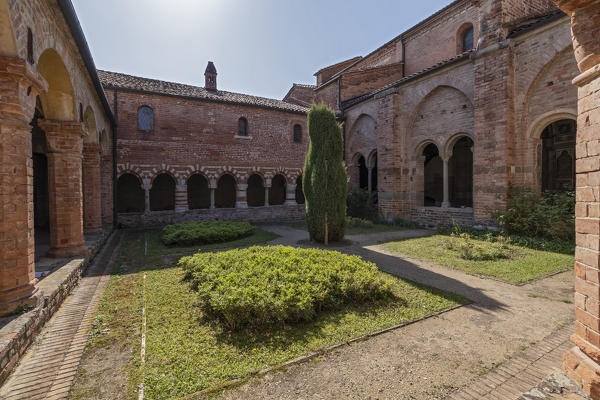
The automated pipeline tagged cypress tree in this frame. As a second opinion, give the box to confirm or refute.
[303,103,347,243]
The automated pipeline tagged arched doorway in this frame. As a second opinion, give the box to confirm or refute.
[295,175,305,204]
[117,174,145,213]
[541,119,576,192]
[449,136,474,207]
[247,174,265,207]
[369,152,378,194]
[187,174,210,209]
[216,174,236,208]
[150,174,175,211]
[270,174,286,205]
[423,144,443,206]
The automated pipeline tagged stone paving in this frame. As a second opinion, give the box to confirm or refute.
[0,232,120,400]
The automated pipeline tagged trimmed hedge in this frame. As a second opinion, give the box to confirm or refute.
[179,246,395,330]
[161,221,255,246]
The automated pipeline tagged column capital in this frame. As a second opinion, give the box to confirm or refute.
[554,0,600,73]
[0,56,48,123]
[40,119,85,155]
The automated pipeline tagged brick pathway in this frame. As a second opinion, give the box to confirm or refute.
[0,232,120,400]
[446,324,586,400]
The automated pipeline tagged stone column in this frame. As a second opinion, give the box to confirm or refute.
[265,178,271,206]
[442,157,451,208]
[175,179,188,212]
[285,183,297,205]
[0,56,47,316]
[82,143,103,235]
[40,119,87,258]
[143,180,151,214]
[553,1,600,397]
[236,184,248,208]
[209,180,216,209]
[367,168,373,193]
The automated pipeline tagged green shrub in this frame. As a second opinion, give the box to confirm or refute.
[347,188,378,221]
[179,246,395,330]
[303,104,348,243]
[493,187,575,242]
[161,220,255,246]
[444,233,511,261]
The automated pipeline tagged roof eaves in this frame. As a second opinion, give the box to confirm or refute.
[57,0,116,127]
[102,84,309,115]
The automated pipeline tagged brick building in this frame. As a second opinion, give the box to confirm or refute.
[308,0,579,227]
[98,65,308,228]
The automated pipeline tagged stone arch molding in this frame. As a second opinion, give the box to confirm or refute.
[528,110,578,140]
[444,132,474,159]
[414,139,442,160]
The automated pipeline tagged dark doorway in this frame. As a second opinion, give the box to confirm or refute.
[31,101,50,260]
[449,137,474,207]
[423,143,442,206]
[187,174,210,209]
[247,174,265,207]
[358,156,368,190]
[270,174,286,205]
[150,174,175,211]
[216,174,236,208]
[295,175,305,204]
[117,174,145,213]
[542,119,576,192]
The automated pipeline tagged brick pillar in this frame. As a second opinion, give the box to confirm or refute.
[375,87,404,220]
[101,155,113,224]
[285,183,297,205]
[236,184,248,208]
[554,1,600,398]
[0,56,47,316]
[82,143,102,235]
[175,179,188,212]
[39,119,87,258]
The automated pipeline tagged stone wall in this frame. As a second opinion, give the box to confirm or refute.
[410,207,475,228]
[118,205,305,228]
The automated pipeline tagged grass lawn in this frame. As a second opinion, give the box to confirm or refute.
[72,229,465,400]
[288,220,412,235]
[382,235,574,284]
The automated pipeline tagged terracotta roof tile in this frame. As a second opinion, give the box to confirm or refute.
[97,70,308,114]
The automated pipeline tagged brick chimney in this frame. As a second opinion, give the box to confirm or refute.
[205,61,217,91]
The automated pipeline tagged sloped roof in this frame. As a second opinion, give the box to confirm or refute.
[98,70,308,114]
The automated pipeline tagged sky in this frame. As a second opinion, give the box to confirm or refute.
[72,0,452,100]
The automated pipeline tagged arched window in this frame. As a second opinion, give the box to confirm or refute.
[187,174,210,209]
[117,173,145,213]
[150,173,175,211]
[138,106,154,132]
[293,124,302,143]
[461,25,474,52]
[270,174,286,206]
[238,117,248,137]
[216,174,236,208]
[247,174,265,207]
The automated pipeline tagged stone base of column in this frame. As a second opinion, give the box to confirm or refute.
[563,345,600,398]
[284,200,297,206]
[0,284,40,317]
[47,244,88,259]
[235,202,248,209]
[441,202,451,208]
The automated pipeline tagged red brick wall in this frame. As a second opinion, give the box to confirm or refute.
[340,63,404,102]
[314,81,339,111]
[502,0,558,21]
[315,56,361,85]
[403,1,479,76]
[284,85,315,107]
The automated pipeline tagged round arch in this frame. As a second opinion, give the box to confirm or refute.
[247,174,265,207]
[150,173,175,211]
[528,110,578,140]
[37,48,76,121]
[444,133,474,159]
[83,106,97,143]
[270,174,287,205]
[117,173,144,213]
[187,173,210,210]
